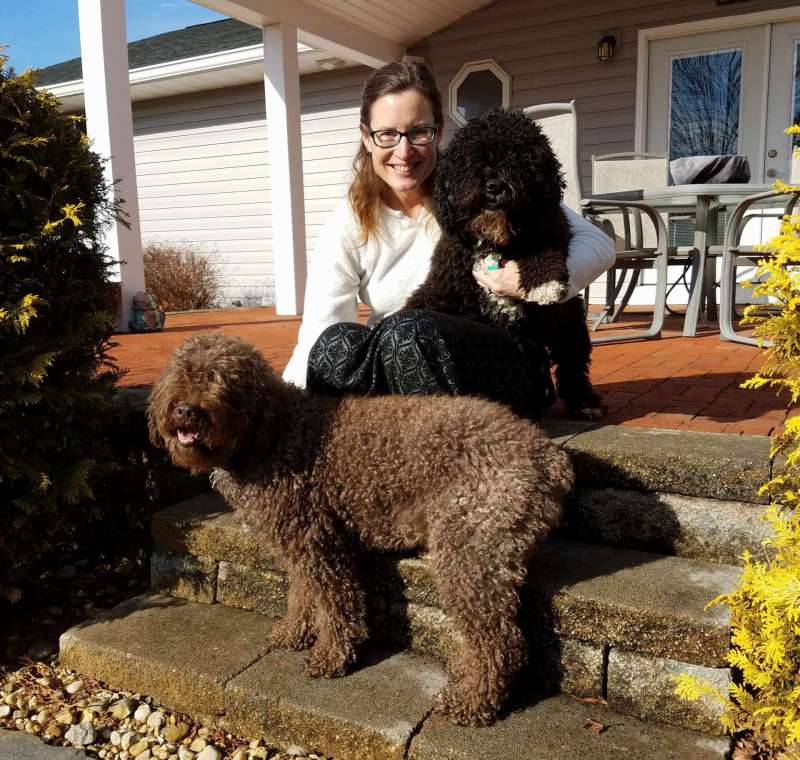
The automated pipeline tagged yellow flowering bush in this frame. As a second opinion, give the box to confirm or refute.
[675,126,800,757]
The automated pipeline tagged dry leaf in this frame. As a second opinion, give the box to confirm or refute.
[583,718,607,735]
[572,696,607,705]
[731,738,757,760]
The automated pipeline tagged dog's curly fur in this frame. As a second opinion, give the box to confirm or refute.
[405,107,602,418]
[148,333,574,726]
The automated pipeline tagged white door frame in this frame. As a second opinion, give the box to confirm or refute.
[634,6,800,153]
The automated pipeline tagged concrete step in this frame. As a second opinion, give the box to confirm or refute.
[150,428,773,571]
[153,456,768,571]
[550,422,772,564]
[0,729,89,760]
[564,487,769,565]
[59,593,731,760]
[544,420,772,504]
[152,494,738,667]
[151,494,739,735]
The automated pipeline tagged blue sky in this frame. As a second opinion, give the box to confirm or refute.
[0,1,228,72]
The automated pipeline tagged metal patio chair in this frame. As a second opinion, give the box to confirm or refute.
[581,153,671,342]
[522,101,596,317]
[522,104,670,343]
[719,187,800,346]
[589,152,669,331]
[522,100,583,213]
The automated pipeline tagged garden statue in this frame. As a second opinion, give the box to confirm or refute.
[129,291,165,332]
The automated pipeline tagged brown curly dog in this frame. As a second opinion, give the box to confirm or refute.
[147,333,573,726]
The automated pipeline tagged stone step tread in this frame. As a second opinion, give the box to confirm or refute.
[153,493,740,666]
[0,729,90,759]
[567,487,769,566]
[544,420,771,504]
[118,392,773,504]
[374,540,736,667]
[154,552,733,737]
[59,594,730,760]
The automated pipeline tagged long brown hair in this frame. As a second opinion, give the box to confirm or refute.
[348,61,443,243]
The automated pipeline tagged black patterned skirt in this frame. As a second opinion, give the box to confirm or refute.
[307,309,555,419]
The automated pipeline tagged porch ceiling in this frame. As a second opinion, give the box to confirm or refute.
[192,0,490,66]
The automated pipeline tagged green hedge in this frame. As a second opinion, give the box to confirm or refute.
[0,56,121,587]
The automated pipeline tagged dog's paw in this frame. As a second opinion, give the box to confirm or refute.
[303,642,352,679]
[566,402,606,420]
[524,280,567,305]
[268,617,315,652]
[579,405,605,420]
[433,684,499,727]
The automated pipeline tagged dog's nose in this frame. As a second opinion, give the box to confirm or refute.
[173,403,202,424]
[484,178,509,204]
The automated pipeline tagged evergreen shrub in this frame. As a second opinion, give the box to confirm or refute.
[0,56,121,592]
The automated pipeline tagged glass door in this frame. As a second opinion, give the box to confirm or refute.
[646,26,768,182]
[638,19,800,304]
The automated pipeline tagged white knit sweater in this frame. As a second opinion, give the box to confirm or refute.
[282,200,614,388]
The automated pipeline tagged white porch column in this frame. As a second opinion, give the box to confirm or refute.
[77,0,145,331]
[263,23,307,315]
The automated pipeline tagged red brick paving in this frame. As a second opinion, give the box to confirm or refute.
[110,306,792,437]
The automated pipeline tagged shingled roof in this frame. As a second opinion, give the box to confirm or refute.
[36,18,259,86]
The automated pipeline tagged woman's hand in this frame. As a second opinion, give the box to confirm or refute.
[472,258,524,298]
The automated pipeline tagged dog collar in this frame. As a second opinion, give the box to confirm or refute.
[476,237,509,251]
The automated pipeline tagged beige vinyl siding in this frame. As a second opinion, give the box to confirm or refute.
[132,84,271,306]
[298,68,367,263]
[133,69,365,307]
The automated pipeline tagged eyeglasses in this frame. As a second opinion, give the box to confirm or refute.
[368,125,438,148]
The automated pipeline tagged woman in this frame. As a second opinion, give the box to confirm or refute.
[282,61,613,418]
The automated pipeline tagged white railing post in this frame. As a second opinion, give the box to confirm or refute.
[77,0,145,331]
[263,22,307,315]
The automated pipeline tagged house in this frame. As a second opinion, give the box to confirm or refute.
[40,0,800,321]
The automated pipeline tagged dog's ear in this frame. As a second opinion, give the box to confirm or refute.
[433,147,466,233]
[146,412,162,448]
[146,378,166,449]
[433,169,451,222]
[519,117,566,206]
[228,350,291,453]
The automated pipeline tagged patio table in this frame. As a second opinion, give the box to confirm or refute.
[588,183,772,337]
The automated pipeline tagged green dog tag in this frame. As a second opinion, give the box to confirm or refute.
[485,253,501,271]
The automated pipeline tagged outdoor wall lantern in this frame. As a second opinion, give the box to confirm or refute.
[597,34,616,63]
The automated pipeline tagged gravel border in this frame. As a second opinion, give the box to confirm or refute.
[0,660,331,760]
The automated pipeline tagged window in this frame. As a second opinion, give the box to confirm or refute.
[449,60,510,126]
[668,48,743,162]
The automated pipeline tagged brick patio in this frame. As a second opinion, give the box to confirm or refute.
[110,306,789,437]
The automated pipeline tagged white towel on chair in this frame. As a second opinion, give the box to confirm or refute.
[562,205,617,301]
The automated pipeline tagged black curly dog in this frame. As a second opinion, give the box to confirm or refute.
[405,107,603,419]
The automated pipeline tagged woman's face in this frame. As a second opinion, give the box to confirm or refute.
[361,89,442,205]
